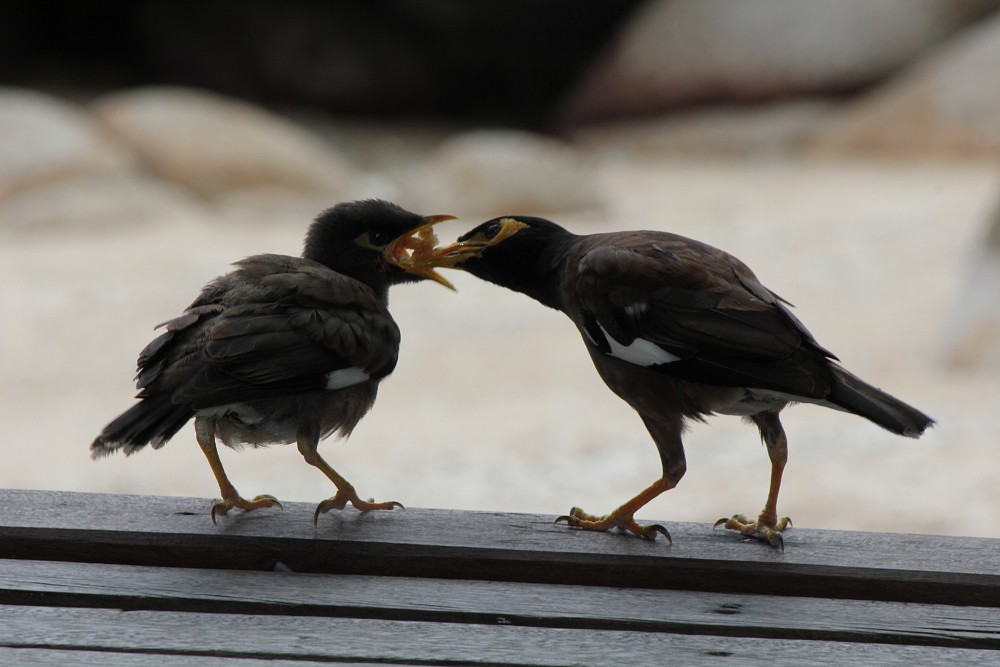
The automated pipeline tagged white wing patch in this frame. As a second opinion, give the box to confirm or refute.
[599,324,679,367]
[325,367,371,390]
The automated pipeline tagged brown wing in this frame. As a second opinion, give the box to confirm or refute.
[136,254,400,409]
[572,233,836,398]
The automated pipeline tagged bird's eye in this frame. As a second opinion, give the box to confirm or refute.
[483,221,503,239]
[368,230,392,247]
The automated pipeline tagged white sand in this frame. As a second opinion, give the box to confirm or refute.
[3,157,998,539]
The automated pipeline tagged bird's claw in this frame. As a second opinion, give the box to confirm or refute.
[555,506,670,543]
[313,491,404,526]
[210,494,283,525]
[554,507,593,528]
[713,513,748,530]
[354,498,405,512]
[715,512,791,551]
[641,523,672,542]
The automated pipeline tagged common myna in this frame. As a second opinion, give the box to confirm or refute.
[92,199,455,523]
[434,216,934,548]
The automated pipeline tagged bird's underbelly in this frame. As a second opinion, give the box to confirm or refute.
[196,384,378,449]
[197,402,299,448]
[713,389,797,416]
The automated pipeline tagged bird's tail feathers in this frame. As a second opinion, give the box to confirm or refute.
[91,395,192,459]
[827,366,934,438]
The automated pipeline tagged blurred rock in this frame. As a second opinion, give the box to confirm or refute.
[0,173,205,233]
[91,86,359,204]
[814,12,1000,156]
[212,189,360,229]
[395,129,603,216]
[0,87,134,200]
[572,100,839,158]
[560,0,998,125]
[944,201,1000,370]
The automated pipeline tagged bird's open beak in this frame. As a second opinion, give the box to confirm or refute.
[386,214,460,290]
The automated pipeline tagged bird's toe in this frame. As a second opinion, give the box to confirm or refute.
[353,498,405,512]
[716,511,791,550]
[555,506,670,543]
[314,493,403,525]
[714,513,750,530]
[210,493,283,525]
[250,494,284,510]
[313,496,348,525]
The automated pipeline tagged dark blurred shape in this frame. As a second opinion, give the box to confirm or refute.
[0,0,641,125]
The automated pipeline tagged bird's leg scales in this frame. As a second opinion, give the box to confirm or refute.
[196,419,282,524]
[555,478,673,542]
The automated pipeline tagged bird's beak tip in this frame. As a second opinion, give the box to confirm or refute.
[421,213,458,225]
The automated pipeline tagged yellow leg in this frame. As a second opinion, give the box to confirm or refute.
[716,413,792,550]
[557,477,674,541]
[194,418,282,524]
[557,415,686,542]
[296,435,402,526]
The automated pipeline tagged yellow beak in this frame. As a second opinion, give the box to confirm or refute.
[385,214,459,290]
[432,217,529,263]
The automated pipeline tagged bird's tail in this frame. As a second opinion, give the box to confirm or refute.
[90,394,192,459]
[827,366,934,438]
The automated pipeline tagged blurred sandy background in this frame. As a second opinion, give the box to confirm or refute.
[2,2,999,539]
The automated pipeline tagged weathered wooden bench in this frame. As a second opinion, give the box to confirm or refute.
[0,488,997,665]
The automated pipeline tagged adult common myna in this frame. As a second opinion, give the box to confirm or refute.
[91,199,455,523]
[435,216,934,548]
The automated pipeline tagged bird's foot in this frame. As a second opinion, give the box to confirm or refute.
[714,512,792,550]
[556,506,671,542]
[210,494,283,524]
[313,488,403,525]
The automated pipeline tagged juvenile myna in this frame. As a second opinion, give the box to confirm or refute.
[92,199,455,523]
[435,216,934,548]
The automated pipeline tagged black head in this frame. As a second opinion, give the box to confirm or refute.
[449,216,577,309]
[302,199,456,296]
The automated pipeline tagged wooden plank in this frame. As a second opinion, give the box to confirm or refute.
[0,647,360,667]
[1,605,997,667]
[2,559,998,650]
[2,489,998,606]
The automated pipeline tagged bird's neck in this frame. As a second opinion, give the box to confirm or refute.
[499,233,576,311]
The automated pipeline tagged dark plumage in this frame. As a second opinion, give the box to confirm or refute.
[92,199,455,523]
[438,216,934,548]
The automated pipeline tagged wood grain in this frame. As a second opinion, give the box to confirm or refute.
[2,489,998,606]
[2,605,997,667]
[0,647,351,667]
[1,559,997,649]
